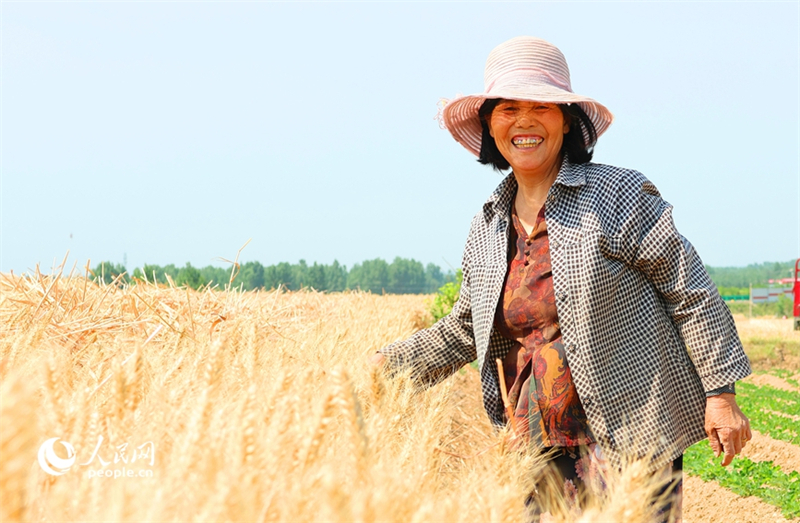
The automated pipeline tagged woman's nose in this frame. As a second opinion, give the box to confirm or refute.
[515,107,536,126]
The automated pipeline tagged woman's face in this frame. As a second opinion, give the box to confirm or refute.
[488,100,569,180]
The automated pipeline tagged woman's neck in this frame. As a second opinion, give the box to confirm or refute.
[513,158,561,234]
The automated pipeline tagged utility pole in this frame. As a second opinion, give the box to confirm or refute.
[749,283,752,319]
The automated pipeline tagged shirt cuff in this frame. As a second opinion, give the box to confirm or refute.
[706,382,736,397]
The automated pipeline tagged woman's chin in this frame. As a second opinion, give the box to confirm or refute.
[508,157,560,179]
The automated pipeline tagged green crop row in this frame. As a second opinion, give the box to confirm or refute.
[759,368,794,379]
[684,442,800,519]
[736,382,800,445]
[756,368,800,388]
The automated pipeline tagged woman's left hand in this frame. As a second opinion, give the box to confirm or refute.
[704,394,752,466]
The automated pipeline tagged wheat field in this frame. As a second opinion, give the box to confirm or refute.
[0,272,791,523]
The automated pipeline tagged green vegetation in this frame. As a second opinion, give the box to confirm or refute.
[91,258,455,294]
[735,383,800,445]
[717,286,749,299]
[708,261,796,317]
[90,258,796,301]
[756,368,800,388]
[726,295,794,318]
[91,261,129,285]
[347,258,447,294]
[706,260,795,288]
[429,269,463,322]
[427,261,796,319]
[684,442,800,519]
[685,380,800,518]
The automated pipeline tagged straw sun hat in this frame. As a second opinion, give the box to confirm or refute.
[440,36,613,157]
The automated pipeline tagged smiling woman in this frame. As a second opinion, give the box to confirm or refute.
[485,101,568,180]
[477,99,597,172]
[370,36,752,523]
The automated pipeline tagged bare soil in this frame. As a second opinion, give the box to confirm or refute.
[741,430,800,474]
[682,475,798,523]
[743,374,800,393]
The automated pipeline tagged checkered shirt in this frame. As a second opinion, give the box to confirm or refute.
[380,159,752,469]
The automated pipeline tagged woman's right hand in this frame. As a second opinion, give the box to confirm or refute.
[705,393,751,466]
[368,353,386,367]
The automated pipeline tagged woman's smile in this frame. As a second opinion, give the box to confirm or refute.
[511,135,544,148]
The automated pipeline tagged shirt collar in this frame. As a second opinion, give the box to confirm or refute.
[482,156,586,222]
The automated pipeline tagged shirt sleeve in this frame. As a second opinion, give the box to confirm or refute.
[619,172,752,392]
[706,383,736,397]
[378,222,478,387]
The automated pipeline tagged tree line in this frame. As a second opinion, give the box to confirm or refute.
[705,260,796,288]
[91,258,456,294]
[90,258,796,295]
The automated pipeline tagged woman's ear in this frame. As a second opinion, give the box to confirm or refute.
[559,104,571,135]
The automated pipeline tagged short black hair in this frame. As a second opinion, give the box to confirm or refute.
[477,99,597,172]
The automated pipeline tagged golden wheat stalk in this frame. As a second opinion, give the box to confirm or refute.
[1,274,791,523]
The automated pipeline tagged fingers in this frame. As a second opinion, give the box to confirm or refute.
[732,427,743,455]
[706,395,751,466]
[741,419,753,449]
[719,428,735,466]
[368,353,386,367]
[721,446,735,466]
[708,429,722,458]
[714,424,751,466]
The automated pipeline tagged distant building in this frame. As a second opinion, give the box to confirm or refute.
[750,286,793,304]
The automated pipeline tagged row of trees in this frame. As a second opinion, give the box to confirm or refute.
[92,258,456,294]
[705,261,795,288]
[90,258,796,295]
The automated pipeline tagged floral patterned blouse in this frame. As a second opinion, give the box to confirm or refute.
[495,203,594,447]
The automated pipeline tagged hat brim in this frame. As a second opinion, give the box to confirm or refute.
[442,87,613,157]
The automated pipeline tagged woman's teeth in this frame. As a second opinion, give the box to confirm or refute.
[512,137,542,148]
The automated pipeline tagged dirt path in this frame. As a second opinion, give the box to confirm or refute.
[682,475,798,523]
[743,374,800,393]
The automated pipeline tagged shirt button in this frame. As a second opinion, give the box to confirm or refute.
[556,290,567,300]
[583,396,594,408]
[551,240,560,249]
[567,343,577,354]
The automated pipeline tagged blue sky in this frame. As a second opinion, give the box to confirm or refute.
[2,1,798,275]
